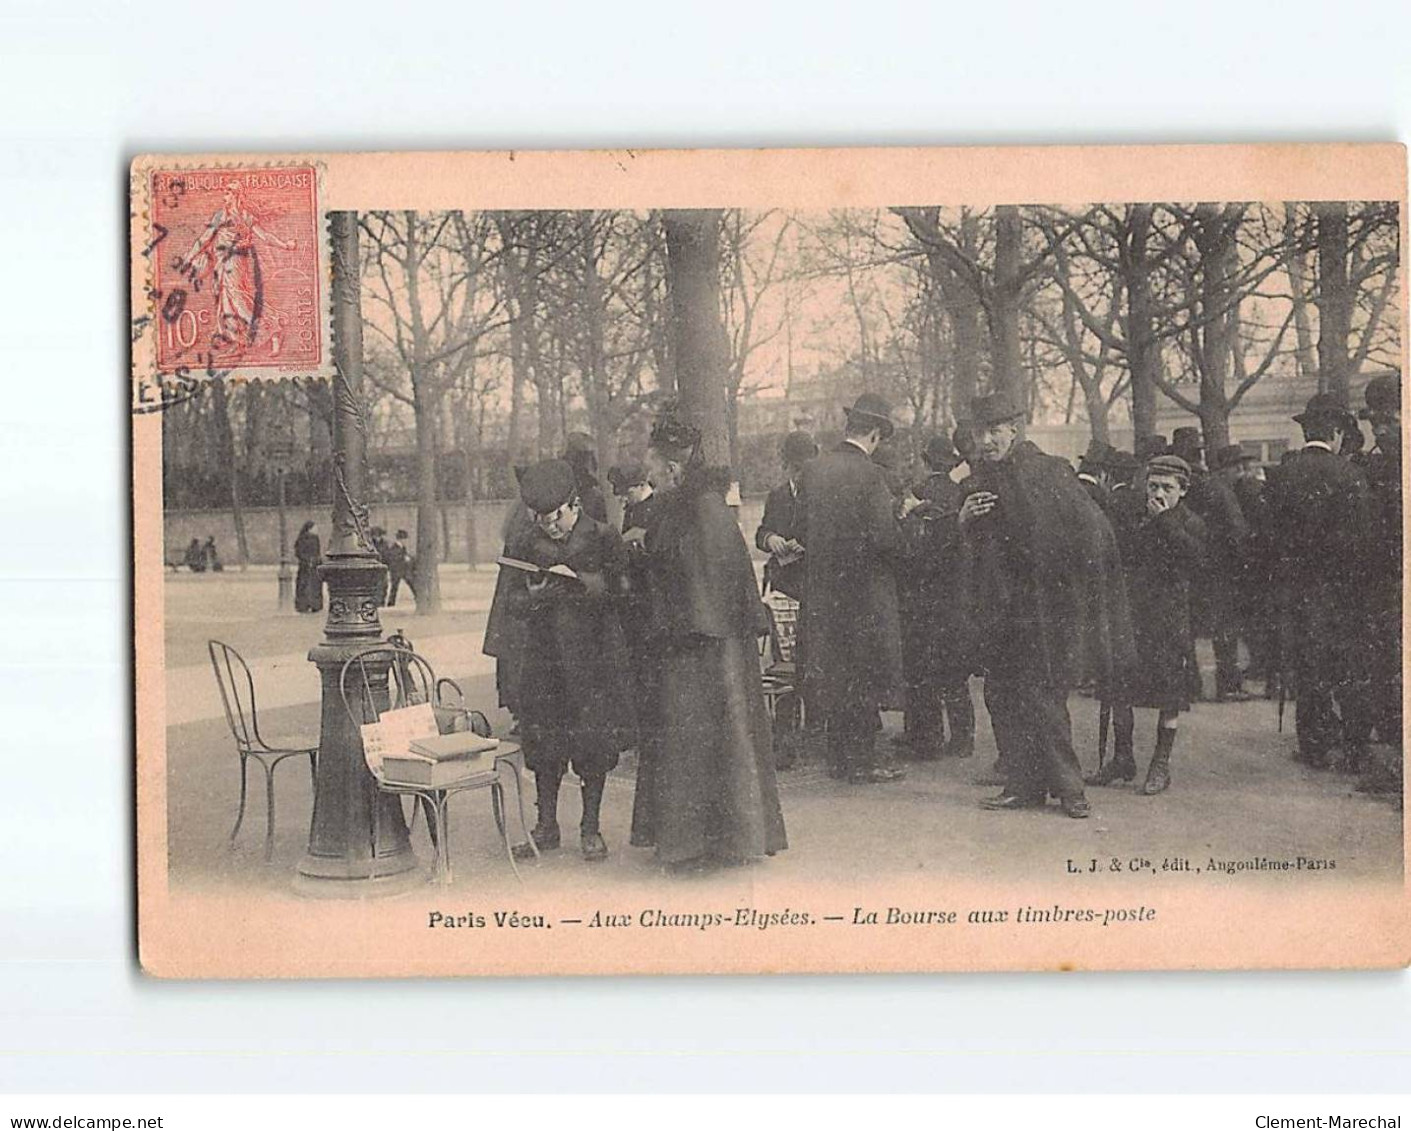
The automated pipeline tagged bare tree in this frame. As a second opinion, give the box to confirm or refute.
[663,210,733,472]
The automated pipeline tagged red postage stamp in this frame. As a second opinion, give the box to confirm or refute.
[146,164,325,378]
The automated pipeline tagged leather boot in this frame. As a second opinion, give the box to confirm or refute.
[579,773,608,862]
[1141,728,1176,795]
[528,767,562,851]
[1086,706,1136,785]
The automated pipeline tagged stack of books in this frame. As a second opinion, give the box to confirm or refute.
[380,732,500,788]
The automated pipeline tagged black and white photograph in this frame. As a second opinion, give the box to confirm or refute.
[130,147,1407,978]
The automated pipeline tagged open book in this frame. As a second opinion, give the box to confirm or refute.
[496,555,579,580]
[771,541,805,567]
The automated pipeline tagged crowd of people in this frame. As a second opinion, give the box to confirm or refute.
[482,375,1403,871]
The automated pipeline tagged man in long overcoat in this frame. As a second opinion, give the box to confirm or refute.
[800,393,907,784]
[959,392,1135,818]
[1353,374,1402,792]
[1264,394,1371,769]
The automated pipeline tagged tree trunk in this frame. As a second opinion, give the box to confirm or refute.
[1315,201,1352,401]
[209,376,250,567]
[402,212,441,612]
[1122,205,1160,440]
[663,210,733,474]
[496,214,529,469]
[1283,204,1318,381]
[462,445,479,565]
[989,205,1024,402]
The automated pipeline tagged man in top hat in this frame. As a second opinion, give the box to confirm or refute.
[799,393,907,783]
[1088,453,1207,794]
[897,433,975,761]
[501,458,635,861]
[1263,393,1371,770]
[958,390,1134,818]
[1352,373,1402,791]
[1076,440,1114,511]
[1134,434,1170,463]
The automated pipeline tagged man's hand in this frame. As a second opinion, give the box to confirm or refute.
[1146,493,1172,517]
[525,575,549,595]
[764,533,788,556]
[578,570,608,597]
[622,526,647,548]
[959,490,999,527]
[898,491,923,519]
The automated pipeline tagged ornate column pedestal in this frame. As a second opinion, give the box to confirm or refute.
[292,209,422,897]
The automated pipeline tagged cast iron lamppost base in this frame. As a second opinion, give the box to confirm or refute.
[294,210,419,896]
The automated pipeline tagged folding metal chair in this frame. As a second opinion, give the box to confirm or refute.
[207,640,319,861]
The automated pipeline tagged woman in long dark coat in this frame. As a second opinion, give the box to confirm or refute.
[1089,454,1207,794]
[293,520,323,613]
[634,409,787,871]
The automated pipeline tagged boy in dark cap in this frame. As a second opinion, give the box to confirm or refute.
[1088,454,1207,794]
[503,458,635,860]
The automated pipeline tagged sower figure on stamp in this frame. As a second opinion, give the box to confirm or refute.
[959,391,1135,819]
[174,180,295,355]
[755,429,818,757]
[504,459,636,862]
[800,393,907,784]
[634,406,786,871]
[1265,394,1371,771]
[1087,454,1207,795]
[897,433,975,762]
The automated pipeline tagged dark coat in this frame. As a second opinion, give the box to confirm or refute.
[636,469,786,865]
[755,479,808,599]
[293,529,322,613]
[799,441,905,710]
[899,470,969,680]
[1264,445,1370,674]
[483,502,537,712]
[1109,499,1207,711]
[502,514,636,775]
[1188,471,1248,608]
[959,439,1136,693]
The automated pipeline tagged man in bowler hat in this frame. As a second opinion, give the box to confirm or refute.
[1263,393,1371,770]
[800,393,907,783]
[958,390,1134,818]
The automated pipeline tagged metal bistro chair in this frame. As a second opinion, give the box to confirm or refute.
[339,643,536,885]
[208,640,319,861]
[759,596,803,728]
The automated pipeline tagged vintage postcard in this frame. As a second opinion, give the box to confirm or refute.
[131,144,1408,978]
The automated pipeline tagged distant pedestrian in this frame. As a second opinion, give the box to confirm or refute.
[293,521,323,613]
[385,529,416,607]
[203,536,223,573]
[184,537,206,573]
